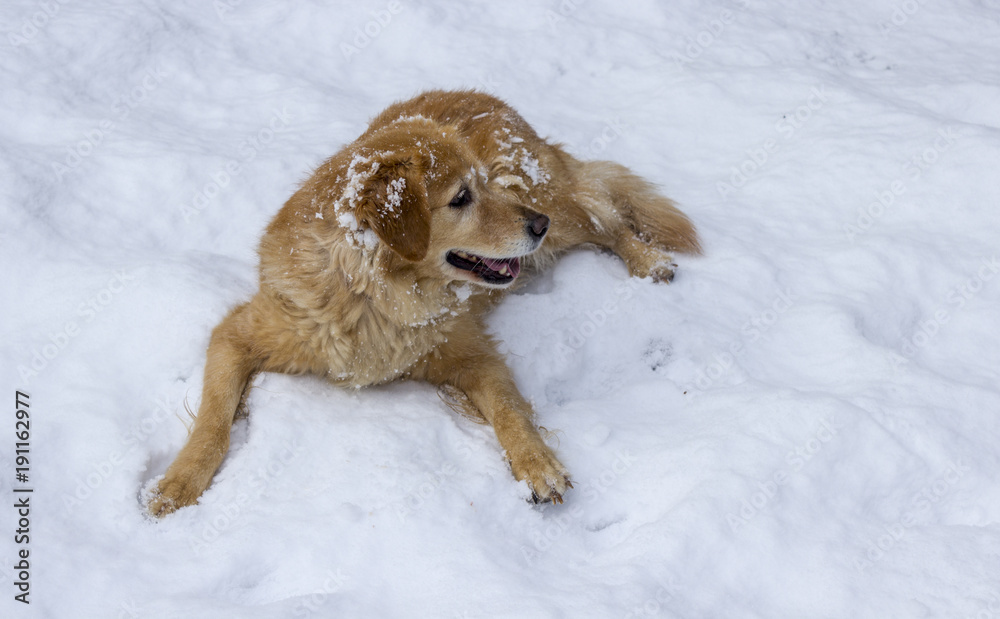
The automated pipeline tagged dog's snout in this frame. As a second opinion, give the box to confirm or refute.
[527,213,550,240]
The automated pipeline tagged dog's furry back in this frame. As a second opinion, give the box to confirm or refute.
[367,90,700,272]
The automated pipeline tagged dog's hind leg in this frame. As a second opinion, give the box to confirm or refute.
[147,303,261,517]
[547,157,700,281]
[613,233,681,283]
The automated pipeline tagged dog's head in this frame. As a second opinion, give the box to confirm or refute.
[345,119,549,288]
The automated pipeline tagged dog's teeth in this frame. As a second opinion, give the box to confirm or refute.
[499,265,508,275]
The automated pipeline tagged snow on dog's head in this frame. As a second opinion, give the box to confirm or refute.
[312,117,549,287]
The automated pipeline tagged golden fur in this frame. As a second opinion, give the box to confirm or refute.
[148,89,700,516]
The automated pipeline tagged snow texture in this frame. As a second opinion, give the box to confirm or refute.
[2,1,1000,618]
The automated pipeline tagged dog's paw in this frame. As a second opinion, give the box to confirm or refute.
[145,472,206,518]
[511,445,572,504]
[647,260,677,283]
[618,235,679,284]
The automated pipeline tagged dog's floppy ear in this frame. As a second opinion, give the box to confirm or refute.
[355,153,430,262]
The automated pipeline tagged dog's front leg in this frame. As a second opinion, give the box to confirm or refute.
[416,333,571,503]
[148,304,259,516]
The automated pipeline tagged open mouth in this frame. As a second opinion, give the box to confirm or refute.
[446,250,522,285]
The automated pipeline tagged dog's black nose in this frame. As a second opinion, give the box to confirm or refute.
[527,213,550,240]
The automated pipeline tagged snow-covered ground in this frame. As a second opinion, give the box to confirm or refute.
[3,1,1000,617]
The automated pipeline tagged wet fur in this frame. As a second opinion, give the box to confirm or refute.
[148,90,699,516]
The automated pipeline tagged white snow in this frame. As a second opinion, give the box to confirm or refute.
[3,1,1000,618]
[518,150,551,186]
[384,177,406,212]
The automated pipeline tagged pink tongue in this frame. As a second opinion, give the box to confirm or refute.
[482,256,521,278]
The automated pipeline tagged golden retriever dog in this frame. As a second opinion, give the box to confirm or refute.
[148,89,699,516]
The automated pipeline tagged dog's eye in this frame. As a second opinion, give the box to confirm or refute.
[449,187,472,208]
